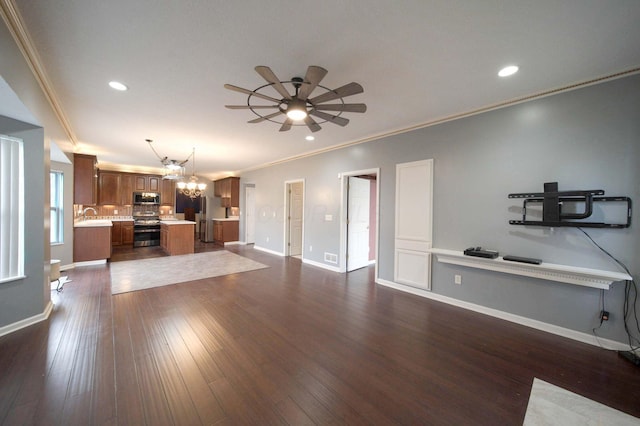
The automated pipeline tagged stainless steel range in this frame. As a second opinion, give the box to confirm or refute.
[133,210,161,247]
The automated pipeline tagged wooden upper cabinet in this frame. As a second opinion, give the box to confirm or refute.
[74,154,97,205]
[134,175,147,192]
[98,171,121,205]
[149,176,160,192]
[161,179,175,206]
[120,173,134,205]
[134,174,161,192]
[214,177,240,207]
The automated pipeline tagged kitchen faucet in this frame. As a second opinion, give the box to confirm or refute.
[82,207,98,221]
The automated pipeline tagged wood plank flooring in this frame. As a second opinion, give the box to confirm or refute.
[1,245,639,425]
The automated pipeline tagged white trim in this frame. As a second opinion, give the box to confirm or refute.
[60,263,74,271]
[253,245,284,257]
[0,300,53,337]
[302,258,341,273]
[429,248,631,289]
[223,241,243,246]
[73,259,107,267]
[376,278,629,351]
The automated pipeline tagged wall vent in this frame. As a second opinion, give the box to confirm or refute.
[324,252,338,264]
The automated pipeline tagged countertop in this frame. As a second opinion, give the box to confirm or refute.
[160,220,196,226]
[74,220,113,228]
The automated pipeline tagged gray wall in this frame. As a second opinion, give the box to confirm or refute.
[240,74,640,344]
[1,17,69,329]
[50,159,74,268]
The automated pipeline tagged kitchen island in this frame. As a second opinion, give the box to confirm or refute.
[74,220,112,263]
[160,220,196,256]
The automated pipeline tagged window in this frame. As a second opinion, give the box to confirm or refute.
[50,170,64,244]
[0,135,25,283]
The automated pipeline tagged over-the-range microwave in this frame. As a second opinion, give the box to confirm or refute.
[133,192,160,205]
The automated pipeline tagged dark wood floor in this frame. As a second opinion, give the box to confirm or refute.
[1,246,639,425]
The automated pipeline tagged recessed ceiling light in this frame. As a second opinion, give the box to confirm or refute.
[305,135,315,141]
[108,81,128,91]
[498,65,519,77]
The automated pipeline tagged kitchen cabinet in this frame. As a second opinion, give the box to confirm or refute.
[98,171,121,205]
[160,222,195,255]
[214,177,240,207]
[134,174,161,192]
[213,219,239,244]
[120,173,134,205]
[111,220,134,246]
[161,178,175,206]
[74,225,111,262]
[122,221,134,245]
[74,154,97,205]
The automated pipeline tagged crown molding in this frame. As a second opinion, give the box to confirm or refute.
[0,0,77,146]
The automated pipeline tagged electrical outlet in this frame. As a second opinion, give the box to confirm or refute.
[114,209,118,215]
[454,274,462,285]
[266,237,270,242]
[309,245,313,252]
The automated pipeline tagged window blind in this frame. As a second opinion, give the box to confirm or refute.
[0,135,25,283]
[50,170,64,244]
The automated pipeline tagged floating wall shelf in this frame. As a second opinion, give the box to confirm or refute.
[428,248,632,290]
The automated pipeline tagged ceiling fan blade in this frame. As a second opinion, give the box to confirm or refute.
[314,103,367,113]
[280,118,293,132]
[225,105,279,109]
[309,82,364,104]
[224,84,282,103]
[248,111,284,124]
[304,116,322,133]
[255,66,292,100]
[297,66,328,101]
[309,110,349,126]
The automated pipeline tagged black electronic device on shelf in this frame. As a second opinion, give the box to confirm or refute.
[464,247,499,259]
[508,181,632,228]
[503,255,542,265]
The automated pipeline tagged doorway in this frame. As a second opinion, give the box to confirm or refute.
[341,169,379,273]
[284,180,304,258]
[245,185,255,244]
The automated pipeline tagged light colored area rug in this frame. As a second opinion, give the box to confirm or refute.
[109,250,268,295]
[524,378,640,425]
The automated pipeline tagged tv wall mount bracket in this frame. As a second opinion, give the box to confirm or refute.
[509,182,631,228]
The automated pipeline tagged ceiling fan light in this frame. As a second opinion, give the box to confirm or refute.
[286,99,308,121]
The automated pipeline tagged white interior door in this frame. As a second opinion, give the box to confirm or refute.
[245,186,255,244]
[347,176,370,271]
[394,159,433,290]
[288,181,303,256]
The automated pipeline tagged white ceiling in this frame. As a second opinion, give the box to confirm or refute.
[13,0,640,180]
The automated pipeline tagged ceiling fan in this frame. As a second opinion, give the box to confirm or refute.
[224,66,366,132]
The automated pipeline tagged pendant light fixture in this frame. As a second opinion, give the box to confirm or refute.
[177,147,207,199]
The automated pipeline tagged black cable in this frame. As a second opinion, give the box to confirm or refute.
[578,227,640,351]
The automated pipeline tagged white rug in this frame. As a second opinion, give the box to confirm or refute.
[524,378,640,425]
[109,250,268,295]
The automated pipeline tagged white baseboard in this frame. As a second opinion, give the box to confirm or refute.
[0,300,53,338]
[303,258,341,273]
[376,278,630,351]
[60,263,74,271]
[73,260,107,267]
[224,241,244,246]
[253,245,284,257]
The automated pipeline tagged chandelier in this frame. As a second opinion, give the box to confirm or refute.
[177,147,207,199]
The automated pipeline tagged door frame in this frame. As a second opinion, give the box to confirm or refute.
[339,168,380,274]
[244,184,256,244]
[283,179,305,257]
